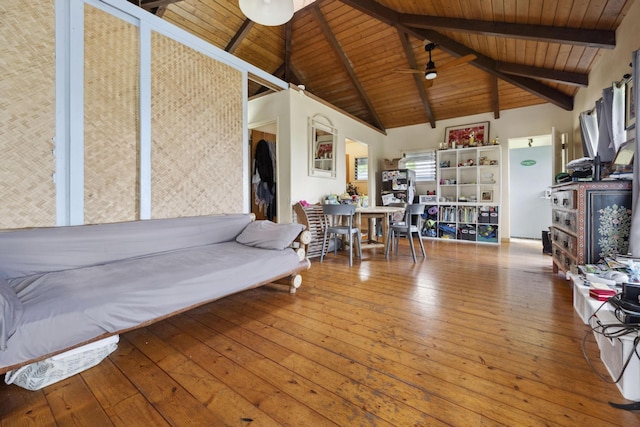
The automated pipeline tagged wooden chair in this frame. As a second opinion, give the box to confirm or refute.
[293,202,328,259]
[385,203,426,263]
[320,204,362,266]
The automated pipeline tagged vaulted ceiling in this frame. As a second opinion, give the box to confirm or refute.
[131,0,634,132]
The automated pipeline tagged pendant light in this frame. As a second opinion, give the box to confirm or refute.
[239,0,294,26]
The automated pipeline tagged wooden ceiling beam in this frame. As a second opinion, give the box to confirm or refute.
[339,0,573,112]
[288,64,305,87]
[226,19,254,53]
[414,28,573,111]
[310,5,385,131]
[397,31,435,128]
[495,62,588,87]
[490,75,500,120]
[284,21,293,83]
[399,15,616,49]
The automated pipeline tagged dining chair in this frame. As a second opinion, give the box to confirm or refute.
[320,204,362,267]
[387,202,408,224]
[385,203,426,263]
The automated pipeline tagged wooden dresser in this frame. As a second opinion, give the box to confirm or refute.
[550,180,633,275]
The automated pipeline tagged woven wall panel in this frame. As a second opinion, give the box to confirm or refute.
[150,32,243,219]
[84,5,139,224]
[0,0,56,229]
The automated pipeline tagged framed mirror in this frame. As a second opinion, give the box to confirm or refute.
[309,114,337,178]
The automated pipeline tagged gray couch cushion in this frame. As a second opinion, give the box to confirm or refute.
[236,220,305,250]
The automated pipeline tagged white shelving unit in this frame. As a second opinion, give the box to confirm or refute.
[426,145,501,244]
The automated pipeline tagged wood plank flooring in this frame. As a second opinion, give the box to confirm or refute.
[2,238,639,426]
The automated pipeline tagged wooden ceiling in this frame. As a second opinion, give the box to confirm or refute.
[132,0,634,132]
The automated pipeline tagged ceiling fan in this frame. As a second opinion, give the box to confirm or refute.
[395,42,476,87]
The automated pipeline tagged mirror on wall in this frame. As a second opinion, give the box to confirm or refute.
[309,114,337,178]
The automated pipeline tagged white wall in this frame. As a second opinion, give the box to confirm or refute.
[249,88,387,222]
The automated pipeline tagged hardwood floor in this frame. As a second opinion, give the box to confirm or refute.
[2,239,639,426]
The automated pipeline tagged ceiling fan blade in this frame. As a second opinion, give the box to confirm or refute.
[394,68,424,74]
[437,54,477,71]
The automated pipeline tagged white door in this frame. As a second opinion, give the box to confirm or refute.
[509,144,553,239]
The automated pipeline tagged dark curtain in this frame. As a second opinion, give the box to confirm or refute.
[254,139,276,221]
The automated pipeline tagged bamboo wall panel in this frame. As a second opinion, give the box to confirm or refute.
[0,0,56,229]
[84,5,139,224]
[150,32,243,218]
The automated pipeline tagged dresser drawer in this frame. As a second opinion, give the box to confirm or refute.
[553,244,577,273]
[551,227,577,255]
[551,190,576,209]
[552,209,577,233]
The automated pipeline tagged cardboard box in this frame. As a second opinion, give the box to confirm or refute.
[382,158,400,170]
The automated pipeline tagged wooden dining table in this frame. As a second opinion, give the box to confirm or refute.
[355,205,405,247]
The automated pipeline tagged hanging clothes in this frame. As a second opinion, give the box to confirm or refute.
[253,139,276,220]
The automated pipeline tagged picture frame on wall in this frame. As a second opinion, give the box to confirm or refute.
[625,79,635,130]
[444,122,490,148]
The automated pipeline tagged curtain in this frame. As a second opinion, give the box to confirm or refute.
[579,111,598,158]
[628,49,640,256]
[597,91,613,161]
[612,83,627,152]
[597,86,625,162]
[596,93,617,162]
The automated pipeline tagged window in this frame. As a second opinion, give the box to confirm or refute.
[401,151,436,182]
[355,157,368,181]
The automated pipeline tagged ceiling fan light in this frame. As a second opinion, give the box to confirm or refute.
[239,0,294,26]
[425,59,437,80]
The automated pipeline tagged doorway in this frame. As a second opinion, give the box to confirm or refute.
[249,124,277,221]
[345,139,370,197]
[508,135,553,240]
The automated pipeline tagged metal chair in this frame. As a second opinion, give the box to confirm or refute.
[385,203,426,263]
[320,204,362,266]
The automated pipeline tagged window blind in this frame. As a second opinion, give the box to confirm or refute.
[355,157,368,181]
[401,151,436,182]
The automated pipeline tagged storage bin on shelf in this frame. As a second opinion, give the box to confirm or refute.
[458,224,477,241]
[478,206,498,224]
[477,224,498,243]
